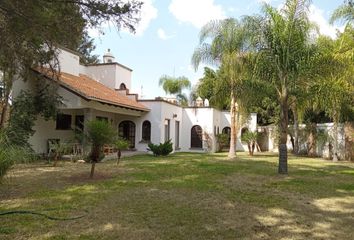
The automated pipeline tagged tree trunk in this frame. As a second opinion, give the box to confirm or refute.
[332,118,339,162]
[90,162,96,178]
[228,91,237,159]
[307,123,317,157]
[290,133,294,152]
[0,71,11,129]
[90,144,100,178]
[0,99,9,129]
[53,152,59,167]
[278,93,288,174]
[251,141,255,156]
[293,103,299,154]
[344,122,353,162]
[117,149,121,165]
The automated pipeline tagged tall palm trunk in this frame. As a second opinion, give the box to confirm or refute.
[278,92,288,174]
[228,91,237,159]
[332,111,339,161]
[292,103,299,154]
[307,122,317,157]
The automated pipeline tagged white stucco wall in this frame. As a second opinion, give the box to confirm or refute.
[84,64,132,91]
[134,101,182,152]
[261,123,346,159]
[57,49,80,76]
[115,65,132,90]
[181,108,215,152]
[84,64,116,89]
[29,109,83,153]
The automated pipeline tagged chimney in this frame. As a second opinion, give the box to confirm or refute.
[103,48,115,63]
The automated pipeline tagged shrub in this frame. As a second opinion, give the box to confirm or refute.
[216,133,230,152]
[148,140,173,156]
[49,141,72,166]
[0,131,31,182]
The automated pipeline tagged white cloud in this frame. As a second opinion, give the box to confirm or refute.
[309,4,344,39]
[169,0,226,28]
[134,0,158,36]
[157,28,175,40]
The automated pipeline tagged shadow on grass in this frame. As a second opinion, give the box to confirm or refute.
[0,152,353,239]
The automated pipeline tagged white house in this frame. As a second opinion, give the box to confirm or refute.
[13,48,257,154]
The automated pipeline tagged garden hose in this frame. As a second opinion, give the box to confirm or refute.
[0,208,88,221]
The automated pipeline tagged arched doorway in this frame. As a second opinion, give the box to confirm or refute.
[191,125,203,148]
[118,121,136,148]
[222,127,231,149]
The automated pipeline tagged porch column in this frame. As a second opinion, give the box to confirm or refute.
[84,108,94,124]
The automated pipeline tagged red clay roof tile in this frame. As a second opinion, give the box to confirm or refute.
[35,69,149,112]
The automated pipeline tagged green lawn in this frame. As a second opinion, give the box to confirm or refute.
[1,152,354,240]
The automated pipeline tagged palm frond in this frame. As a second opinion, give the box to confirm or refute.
[330,3,354,24]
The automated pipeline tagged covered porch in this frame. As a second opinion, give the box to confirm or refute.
[31,100,148,155]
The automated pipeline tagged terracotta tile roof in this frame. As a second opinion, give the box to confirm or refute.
[34,69,149,112]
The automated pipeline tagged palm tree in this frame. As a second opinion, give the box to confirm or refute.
[330,0,354,24]
[86,120,115,178]
[309,30,354,161]
[191,18,253,159]
[159,75,191,105]
[250,0,312,173]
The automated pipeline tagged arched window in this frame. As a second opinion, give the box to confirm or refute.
[118,121,136,148]
[119,83,126,90]
[191,125,203,148]
[142,120,151,142]
[222,127,231,148]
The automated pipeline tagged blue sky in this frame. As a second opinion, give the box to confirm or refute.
[89,0,345,99]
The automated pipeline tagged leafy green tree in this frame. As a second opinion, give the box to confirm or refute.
[0,0,142,128]
[77,31,100,64]
[193,67,230,110]
[159,75,191,105]
[86,120,116,178]
[251,0,312,173]
[309,30,354,161]
[5,79,62,147]
[192,18,253,159]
